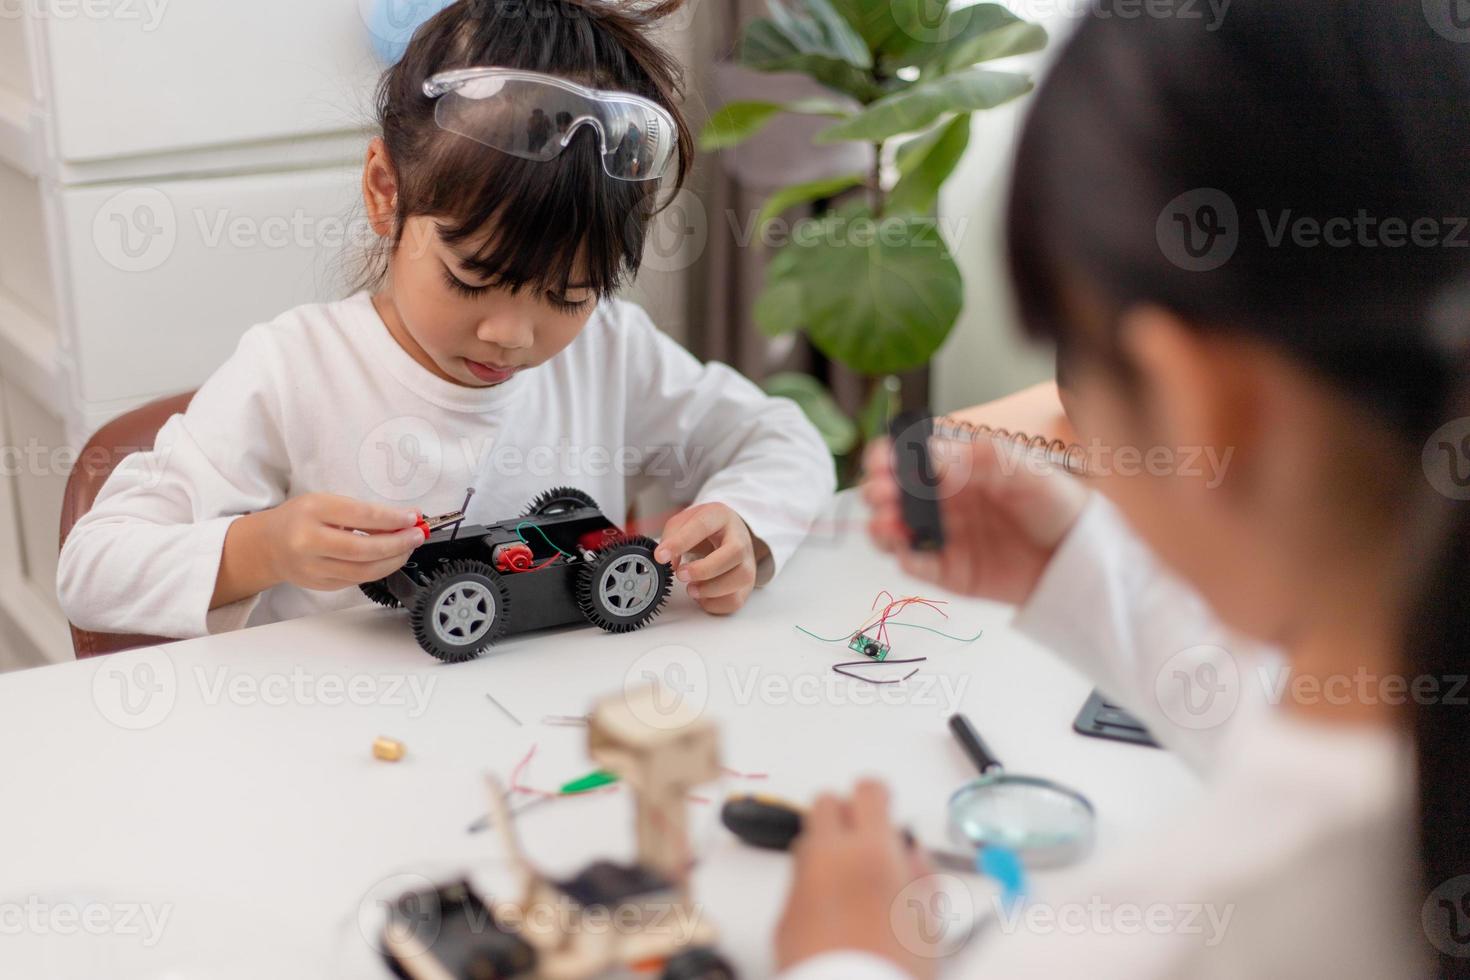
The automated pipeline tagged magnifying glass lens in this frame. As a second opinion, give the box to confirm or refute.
[949,777,1095,866]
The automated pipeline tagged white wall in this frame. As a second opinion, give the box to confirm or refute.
[933,3,1080,414]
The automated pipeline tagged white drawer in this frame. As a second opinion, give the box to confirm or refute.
[43,0,383,161]
[1,376,66,609]
[0,160,57,328]
[60,164,364,405]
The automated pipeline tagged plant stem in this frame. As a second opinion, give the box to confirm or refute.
[871,139,886,219]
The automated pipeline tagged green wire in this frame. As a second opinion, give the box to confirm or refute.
[886,622,984,643]
[515,521,577,559]
[793,623,983,644]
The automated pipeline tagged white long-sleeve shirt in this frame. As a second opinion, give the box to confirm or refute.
[58,291,836,639]
[782,496,1423,980]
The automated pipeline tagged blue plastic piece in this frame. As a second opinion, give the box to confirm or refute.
[366,0,456,64]
[979,846,1027,906]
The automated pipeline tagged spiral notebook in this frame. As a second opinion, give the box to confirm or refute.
[932,417,1091,476]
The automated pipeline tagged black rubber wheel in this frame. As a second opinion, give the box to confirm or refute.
[409,559,511,662]
[661,947,737,980]
[523,486,600,517]
[576,535,672,634]
[359,579,402,609]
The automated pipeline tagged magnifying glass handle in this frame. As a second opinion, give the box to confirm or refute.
[949,713,1003,775]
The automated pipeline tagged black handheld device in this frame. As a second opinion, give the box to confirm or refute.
[889,412,945,552]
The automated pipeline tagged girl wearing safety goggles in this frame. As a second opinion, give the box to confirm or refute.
[58,0,835,638]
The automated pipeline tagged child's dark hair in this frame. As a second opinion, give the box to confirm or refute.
[363,0,694,298]
[1008,3,1470,974]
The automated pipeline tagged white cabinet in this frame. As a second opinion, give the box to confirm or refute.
[60,168,362,414]
[44,2,382,161]
[0,3,380,669]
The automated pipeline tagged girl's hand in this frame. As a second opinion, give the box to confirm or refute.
[775,781,939,980]
[213,494,424,608]
[654,503,763,615]
[862,435,1089,606]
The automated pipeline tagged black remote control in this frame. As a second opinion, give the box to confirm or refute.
[888,412,945,552]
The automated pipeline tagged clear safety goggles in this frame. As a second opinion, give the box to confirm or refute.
[422,67,677,182]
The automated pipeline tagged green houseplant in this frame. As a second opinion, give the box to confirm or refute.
[700,0,1047,460]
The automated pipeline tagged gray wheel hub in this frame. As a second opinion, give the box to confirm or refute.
[599,555,658,617]
[432,580,495,646]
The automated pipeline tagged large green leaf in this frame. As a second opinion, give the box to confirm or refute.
[700,98,854,151]
[889,114,971,215]
[771,0,873,68]
[757,172,869,233]
[777,206,963,374]
[879,4,1045,74]
[763,372,859,455]
[815,67,1032,143]
[754,246,807,337]
[828,0,910,53]
[740,19,886,102]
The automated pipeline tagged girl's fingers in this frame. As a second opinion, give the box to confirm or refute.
[319,526,424,562]
[679,538,745,584]
[655,506,726,565]
[688,562,753,600]
[317,495,420,532]
[897,550,945,585]
[315,553,414,585]
[862,437,894,480]
[695,588,751,616]
[806,794,848,837]
[850,780,892,835]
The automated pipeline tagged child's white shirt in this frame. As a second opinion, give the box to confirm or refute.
[58,291,836,639]
[779,495,1425,980]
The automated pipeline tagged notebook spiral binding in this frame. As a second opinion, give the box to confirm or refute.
[932,418,1090,477]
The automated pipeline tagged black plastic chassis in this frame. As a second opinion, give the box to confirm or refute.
[363,496,672,662]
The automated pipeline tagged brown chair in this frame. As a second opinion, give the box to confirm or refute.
[59,391,196,659]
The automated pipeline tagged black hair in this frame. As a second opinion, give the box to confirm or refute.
[362,0,694,298]
[1006,3,1470,974]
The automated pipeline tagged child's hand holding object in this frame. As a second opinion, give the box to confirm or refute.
[654,502,768,616]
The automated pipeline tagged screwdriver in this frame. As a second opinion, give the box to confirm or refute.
[720,793,981,875]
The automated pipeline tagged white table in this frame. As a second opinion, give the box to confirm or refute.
[0,493,1202,977]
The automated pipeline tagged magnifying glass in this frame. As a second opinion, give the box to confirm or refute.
[946,714,1096,869]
